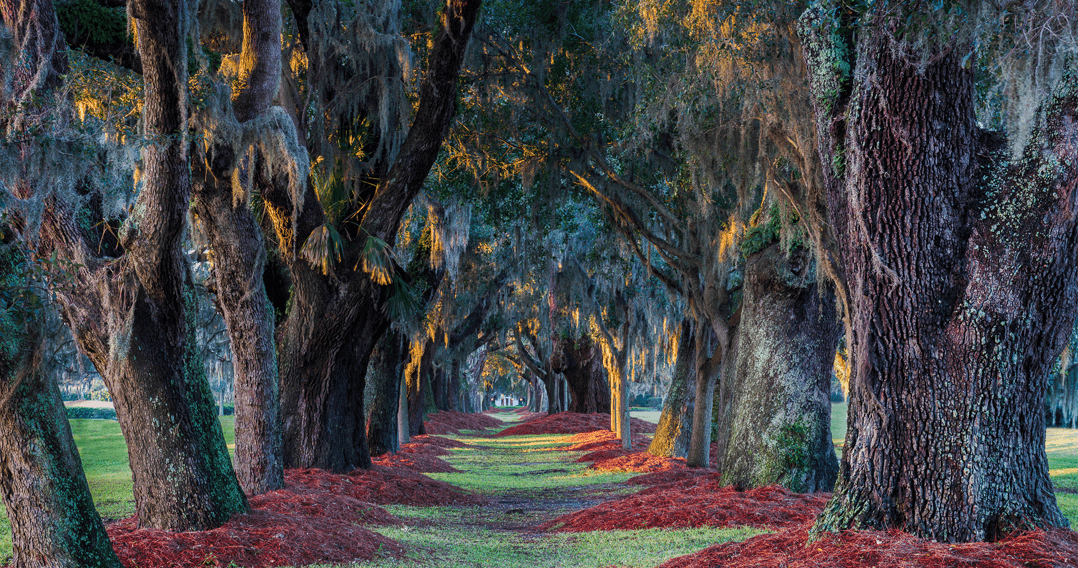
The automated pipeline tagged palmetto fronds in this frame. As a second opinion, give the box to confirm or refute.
[300,222,344,276]
[360,234,394,286]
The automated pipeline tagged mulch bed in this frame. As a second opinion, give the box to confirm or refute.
[290,466,486,507]
[108,473,406,567]
[107,463,486,567]
[561,431,724,474]
[658,525,1078,568]
[407,434,469,449]
[542,477,828,532]
[423,410,503,435]
[371,435,465,472]
[494,412,657,437]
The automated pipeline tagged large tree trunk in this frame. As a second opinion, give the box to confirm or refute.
[801,5,1076,541]
[189,0,283,495]
[649,320,695,458]
[714,244,839,493]
[8,0,248,531]
[0,260,121,568]
[367,329,405,456]
[268,0,482,472]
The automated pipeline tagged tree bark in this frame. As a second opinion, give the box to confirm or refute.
[189,0,284,495]
[648,320,695,458]
[714,244,839,493]
[555,336,610,413]
[268,0,482,472]
[0,258,121,568]
[801,5,1076,541]
[367,329,404,456]
[8,0,248,531]
[405,336,431,438]
[685,327,720,468]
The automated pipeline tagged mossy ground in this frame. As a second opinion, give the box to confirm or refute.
[0,408,1075,566]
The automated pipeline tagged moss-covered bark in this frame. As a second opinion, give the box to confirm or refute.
[800,3,1075,542]
[714,244,839,493]
[0,253,121,568]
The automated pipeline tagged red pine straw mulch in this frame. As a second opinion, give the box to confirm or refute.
[494,412,658,437]
[423,410,503,435]
[289,466,487,507]
[108,475,405,567]
[542,477,828,532]
[626,468,710,486]
[408,434,470,449]
[658,524,1078,568]
[371,435,465,472]
[563,431,724,474]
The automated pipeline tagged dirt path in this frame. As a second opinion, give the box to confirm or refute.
[358,413,758,568]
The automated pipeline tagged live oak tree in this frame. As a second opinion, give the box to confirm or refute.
[1,0,247,530]
[258,0,482,472]
[799,0,1076,542]
[188,0,290,495]
[472,0,841,486]
[0,242,121,568]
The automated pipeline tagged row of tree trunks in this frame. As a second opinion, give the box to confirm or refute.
[1048,324,1078,429]
[800,4,1075,541]
[4,0,249,531]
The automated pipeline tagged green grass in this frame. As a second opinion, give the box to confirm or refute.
[426,435,638,495]
[351,505,763,568]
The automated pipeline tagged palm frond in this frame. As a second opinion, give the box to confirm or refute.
[300,222,344,276]
[360,235,394,286]
[385,277,422,322]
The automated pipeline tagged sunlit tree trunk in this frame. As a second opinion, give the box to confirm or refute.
[714,244,839,493]
[801,4,1075,541]
[649,320,695,458]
